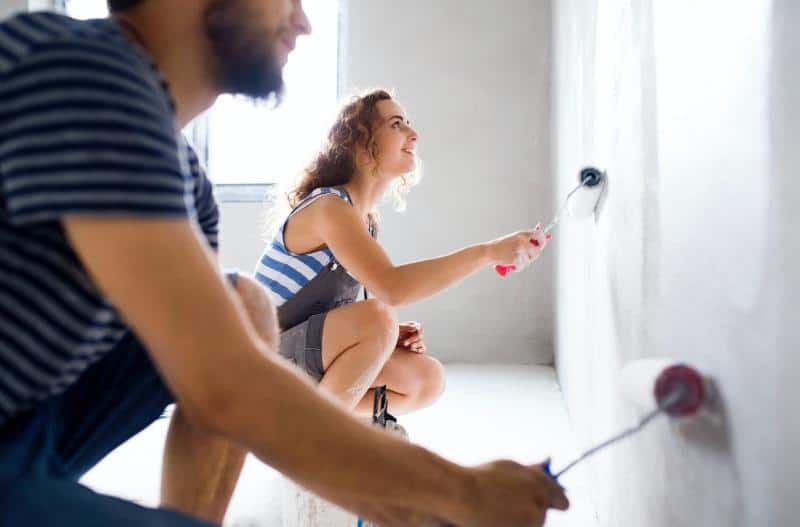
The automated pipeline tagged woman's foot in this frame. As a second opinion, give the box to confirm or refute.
[372,385,409,440]
[382,413,408,440]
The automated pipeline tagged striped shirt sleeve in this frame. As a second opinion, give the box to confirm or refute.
[0,41,191,225]
[186,143,219,250]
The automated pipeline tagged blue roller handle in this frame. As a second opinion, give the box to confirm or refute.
[542,459,559,483]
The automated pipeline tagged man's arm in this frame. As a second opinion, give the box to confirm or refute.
[65,216,568,526]
[63,216,471,520]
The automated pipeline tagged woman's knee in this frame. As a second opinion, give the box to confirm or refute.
[321,300,398,370]
[358,299,399,347]
[416,355,446,405]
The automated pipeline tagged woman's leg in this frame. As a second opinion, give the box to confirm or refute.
[353,348,446,417]
[318,299,399,409]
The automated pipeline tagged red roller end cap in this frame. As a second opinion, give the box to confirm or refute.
[654,364,705,417]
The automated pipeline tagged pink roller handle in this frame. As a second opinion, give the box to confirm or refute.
[494,235,552,277]
[495,264,516,277]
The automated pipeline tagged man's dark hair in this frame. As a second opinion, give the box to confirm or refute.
[107,0,143,13]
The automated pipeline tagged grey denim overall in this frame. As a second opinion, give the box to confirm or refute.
[277,195,374,382]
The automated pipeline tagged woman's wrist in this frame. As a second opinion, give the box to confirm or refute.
[477,242,496,266]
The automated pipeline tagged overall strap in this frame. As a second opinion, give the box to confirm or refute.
[289,187,352,219]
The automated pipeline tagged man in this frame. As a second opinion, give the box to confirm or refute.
[0,1,569,525]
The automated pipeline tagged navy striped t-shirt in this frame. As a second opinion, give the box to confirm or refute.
[0,12,219,426]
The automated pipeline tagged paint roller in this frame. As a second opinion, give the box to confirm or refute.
[496,166,607,277]
[543,359,710,483]
[358,361,706,527]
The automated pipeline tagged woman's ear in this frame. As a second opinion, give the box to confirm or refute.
[353,144,371,167]
[368,140,381,163]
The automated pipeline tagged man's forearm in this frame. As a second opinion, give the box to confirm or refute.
[216,350,470,520]
[62,217,469,521]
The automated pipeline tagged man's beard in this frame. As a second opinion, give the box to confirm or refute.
[204,0,285,102]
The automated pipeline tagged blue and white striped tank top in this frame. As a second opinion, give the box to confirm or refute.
[254,187,353,307]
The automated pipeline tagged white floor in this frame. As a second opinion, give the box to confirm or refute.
[81,364,598,526]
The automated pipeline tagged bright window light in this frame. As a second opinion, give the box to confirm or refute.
[65,0,340,187]
[207,0,339,185]
[64,0,107,19]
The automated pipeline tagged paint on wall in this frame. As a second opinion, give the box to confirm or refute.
[554,0,795,525]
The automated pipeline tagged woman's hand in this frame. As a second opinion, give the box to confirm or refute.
[398,321,426,353]
[489,225,551,274]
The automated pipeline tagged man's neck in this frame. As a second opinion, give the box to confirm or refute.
[114,6,218,128]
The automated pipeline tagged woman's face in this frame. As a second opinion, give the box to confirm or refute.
[369,99,418,177]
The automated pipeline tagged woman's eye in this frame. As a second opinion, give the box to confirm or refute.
[392,122,401,128]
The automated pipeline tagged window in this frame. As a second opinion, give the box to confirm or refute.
[63,0,105,19]
[64,0,340,192]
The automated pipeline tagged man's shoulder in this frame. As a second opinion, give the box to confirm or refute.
[0,12,172,121]
[0,12,143,74]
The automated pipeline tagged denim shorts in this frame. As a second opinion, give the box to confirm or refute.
[279,312,327,382]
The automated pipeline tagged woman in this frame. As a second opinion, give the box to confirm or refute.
[254,89,549,419]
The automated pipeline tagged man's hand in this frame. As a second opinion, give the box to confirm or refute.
[346,458,568,527]
[455,460,569,527]
[398,321,426,353]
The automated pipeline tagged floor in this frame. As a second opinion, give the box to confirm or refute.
[81,364,598,526]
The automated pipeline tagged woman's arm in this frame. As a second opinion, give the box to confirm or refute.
[308,197,547,307]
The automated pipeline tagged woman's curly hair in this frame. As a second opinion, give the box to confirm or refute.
[280,89,420,235]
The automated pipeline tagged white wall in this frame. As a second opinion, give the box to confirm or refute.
[221,0,556,364]
[554,0,799,525]
[219,202,269,276]
[0,0,38,18]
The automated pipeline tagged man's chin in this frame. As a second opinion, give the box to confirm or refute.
[217,63,285,101]
[204,0,286,101]
[275,44,292,67]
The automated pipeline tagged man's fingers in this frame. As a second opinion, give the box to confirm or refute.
[535,470,569,511]
[548,485,570,510]
[529,462,570,511]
